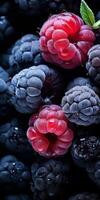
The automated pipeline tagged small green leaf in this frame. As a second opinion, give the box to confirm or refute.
[80,0,95,26]
[93,20,100,29]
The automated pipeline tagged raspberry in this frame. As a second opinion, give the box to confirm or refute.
[0,118,34,160]
[27,105,74,157]
[4,194,31,200]
[39,12,95,69]
[69,193,100,200]
[0,155,31,190]
[86,45,100,85]
[31,159,69,200]
[71,136,100,168]
[9,34,44,76]
[9,65,64,113]
[86,160,100,187]
[61,86,100,126]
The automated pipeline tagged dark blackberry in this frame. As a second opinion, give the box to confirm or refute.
[86,160,100,187]
[86,45,100,85]
[71,136,100,168]
[0,118,34,160]
[0,155,31,190]
[61,86,100,126]
[14,0,47,17]
[0,1,13,16]
[9,64,64,113]
[47,0,80,14]
[67,77,99,95]
[9,34,44,75]
[69,193,100,200]
[0,67,13,119]
[4,194,31,200]
[0,16,16,50]
[31,159,69,200]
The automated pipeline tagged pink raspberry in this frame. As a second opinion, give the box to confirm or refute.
[27,105,74,157]
[39,12,95,69]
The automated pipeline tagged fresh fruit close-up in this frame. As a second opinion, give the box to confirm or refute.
[0,0,100,199]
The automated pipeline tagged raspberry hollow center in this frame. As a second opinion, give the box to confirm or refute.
[45,132,57,144]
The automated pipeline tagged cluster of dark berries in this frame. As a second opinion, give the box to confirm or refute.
[0,0,100,199]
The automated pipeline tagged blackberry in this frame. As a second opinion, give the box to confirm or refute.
[0,155,31,190]
[0,1,13,16]
[47,0,80,14]
[71,136,100,168]
[31,159,69,200]
[67,77,99,95]
[14,0,47,17]
[0,118,34,159]
[9,64,64,113]
[9,34,44,75]
[61,86,100,126]
[0,68,13,119]
[86,45,100,85]
[4,194,31,200]
[86,160,100,187]
[0,16,16,50]
[69,193,100,200]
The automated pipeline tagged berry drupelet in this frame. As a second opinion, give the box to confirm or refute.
[9,34,44,75]
[0,155,31,190]
[86,45,100,85]
[27,105,74,157]
[69,193,100,200]
[31,159,70,200]
[9,64,64,113]
[0,16,16,50]
[71,136,100,168]
[61,86,100,126]
[86,160,100,187]
[40,12,95,69]
[0,118,34,159]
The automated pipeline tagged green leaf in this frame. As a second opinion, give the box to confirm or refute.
[80,0,95,26]
[93,20,100,29]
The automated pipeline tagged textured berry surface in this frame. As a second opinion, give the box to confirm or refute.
[69,193,100,200]
[71,136,100,168]
[27,105,74,157]
[61,86,100,126]
[9,34,44,75]
[31,159,69,199]
[0,118,33,159]
[86,160,100,187]
[40,12,95,69]
[86,45,100,85]
[67,77,99,95]
[0,16,16,49]
[9,65,63,113]
[0,155,31,190]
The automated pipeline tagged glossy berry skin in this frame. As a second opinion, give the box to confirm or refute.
[40,12,95,69]
[27,105,74,157]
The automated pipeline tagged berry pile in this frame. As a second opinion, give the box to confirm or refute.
[0,0,100,199]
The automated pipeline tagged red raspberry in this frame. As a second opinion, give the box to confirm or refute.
[39,12,95,69]
[27,105,74,157]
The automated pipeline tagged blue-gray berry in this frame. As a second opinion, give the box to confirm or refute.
[61,86,100,126]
